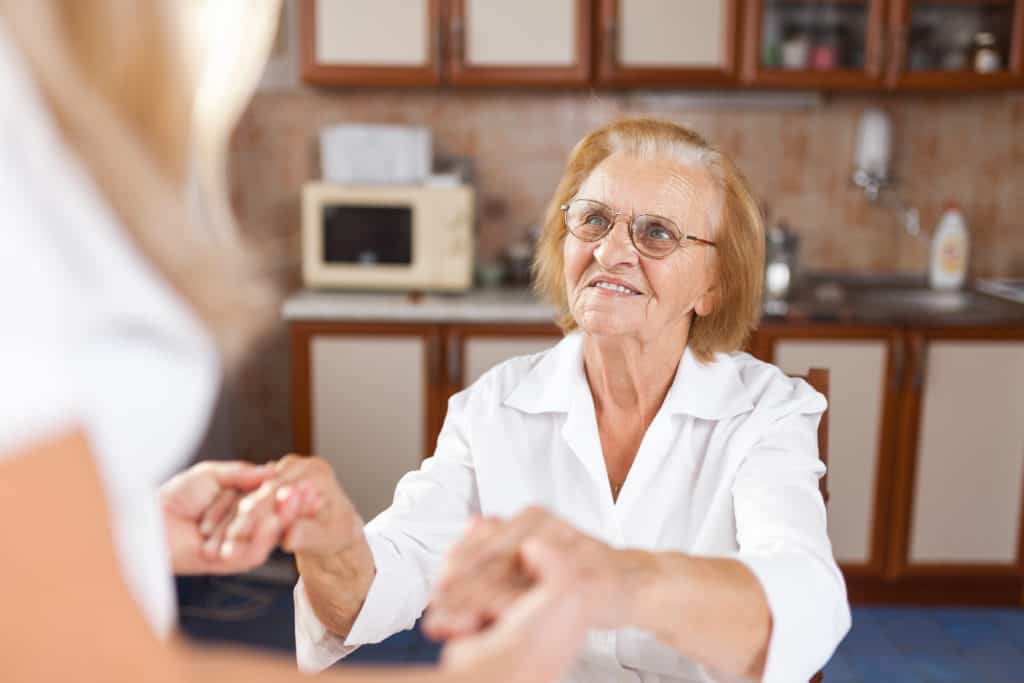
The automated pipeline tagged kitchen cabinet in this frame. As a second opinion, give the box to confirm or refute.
[595,0,740,86]
[741,0,888,89]
[290,322,446,519]
[301,0,589,87]
[300,0,443,87]
[288,299,1024,604]
[886,0,1024,90]
[754,324,903,578]
[446,0,591,86]
[891,329,1024,579]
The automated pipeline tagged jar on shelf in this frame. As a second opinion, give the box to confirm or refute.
[971,32,1001,73]
[781,24,811,70]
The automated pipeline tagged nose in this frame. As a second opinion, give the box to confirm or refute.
[593,216,639,269]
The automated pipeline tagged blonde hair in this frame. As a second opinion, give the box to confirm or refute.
[0,0,281,366]
[533,117,765,362]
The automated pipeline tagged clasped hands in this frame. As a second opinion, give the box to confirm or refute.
[161,456,640,638]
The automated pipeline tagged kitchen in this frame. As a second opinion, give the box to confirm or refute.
[190,1,1024,682]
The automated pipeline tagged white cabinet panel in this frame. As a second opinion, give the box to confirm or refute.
[465,0,576,66]
[619,0,728,67]
[909,342,1024,565]
[775,340,889,565]
[315,0,430,66]
[311,335,426,519]
[464,336,559,386]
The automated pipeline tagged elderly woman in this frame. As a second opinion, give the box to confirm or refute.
[219,118,850,682]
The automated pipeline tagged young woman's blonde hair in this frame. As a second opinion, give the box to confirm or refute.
[533,117,765,361]
[0,0,281,366]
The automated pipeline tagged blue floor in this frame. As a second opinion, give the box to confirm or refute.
[178,574,1024,681]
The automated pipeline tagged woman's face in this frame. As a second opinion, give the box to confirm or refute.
[563,152,719,343]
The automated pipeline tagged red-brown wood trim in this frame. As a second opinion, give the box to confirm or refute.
[756,322,904,579]
[596,0,740,87]
[847,574,1023,605]
[291,323,313,454]
[287,320,445,460]
[300,0,444,87]
[446,0,593,87]
[741,0,886,89]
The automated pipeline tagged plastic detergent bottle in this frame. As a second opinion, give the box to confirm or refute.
[929,203,970,290]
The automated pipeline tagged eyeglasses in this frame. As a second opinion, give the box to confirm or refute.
[560,198,717,260]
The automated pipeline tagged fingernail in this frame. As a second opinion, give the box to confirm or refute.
[275,485,292,503]
[199,521,212,536]
[220,542,234,559]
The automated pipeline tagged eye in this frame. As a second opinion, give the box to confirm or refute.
[645,224,675,241]
[584,212,610,227]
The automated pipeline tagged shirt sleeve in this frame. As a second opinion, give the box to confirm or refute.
[731,379,852,683]
[294,386,481,672]
[0,168,80,457]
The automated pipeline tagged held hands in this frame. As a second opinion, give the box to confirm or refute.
[425,506,653,641]
[160,455,364,575]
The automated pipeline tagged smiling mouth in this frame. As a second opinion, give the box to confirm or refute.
[589,280,642,296]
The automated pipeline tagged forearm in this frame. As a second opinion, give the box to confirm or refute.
[296,534,377,639]
[627,551,771,680]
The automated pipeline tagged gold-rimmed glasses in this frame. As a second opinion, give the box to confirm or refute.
[560,198,717,260]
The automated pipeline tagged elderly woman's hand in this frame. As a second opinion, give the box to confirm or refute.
[424,506,654,640]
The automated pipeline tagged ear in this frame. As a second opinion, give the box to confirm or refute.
[694,284,719,318]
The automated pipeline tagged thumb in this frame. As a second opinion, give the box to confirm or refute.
[519,537,569,587]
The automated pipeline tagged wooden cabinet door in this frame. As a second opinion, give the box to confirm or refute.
[300,0,443,86]
[760,325,903,577]
[887,0,1024,90]
[596,0,740,86]
[742,0,887,89]
[290,322,444,519]
[447,0,592,86]
[895,331,1024,576]
[445,324,562,396]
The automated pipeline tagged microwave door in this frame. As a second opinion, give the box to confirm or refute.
[322,205,413,266]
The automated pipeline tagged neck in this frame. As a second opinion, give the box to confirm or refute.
[582,322,690,422]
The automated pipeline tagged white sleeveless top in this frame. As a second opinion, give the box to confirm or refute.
[0,23,220,636]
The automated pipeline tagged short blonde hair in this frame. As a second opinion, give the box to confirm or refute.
[533,117,764,362]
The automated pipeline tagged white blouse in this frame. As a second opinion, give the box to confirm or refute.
[0,23,220,636]
[295,332,851,683]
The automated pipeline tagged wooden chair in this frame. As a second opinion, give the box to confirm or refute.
[795,368,830,683]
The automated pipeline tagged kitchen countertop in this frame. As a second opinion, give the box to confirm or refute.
[282,275,1024,327]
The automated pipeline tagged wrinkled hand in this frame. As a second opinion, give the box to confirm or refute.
[439,535,595,683]
[161,461,284,575]
[425,506,650,641]
[216,454,365,563]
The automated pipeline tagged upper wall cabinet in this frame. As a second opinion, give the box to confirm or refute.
[596,0,740,86]
[886,0,1024,90]
[742,0,887,89]
[302,0,589,87]
[301,0,443,86]
[447,0,592,86]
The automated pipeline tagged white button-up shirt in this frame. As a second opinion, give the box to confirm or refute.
[295,332,851,682]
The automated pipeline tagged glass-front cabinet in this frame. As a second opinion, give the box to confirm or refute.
[743,0,888,88]
[887,0,1024,89]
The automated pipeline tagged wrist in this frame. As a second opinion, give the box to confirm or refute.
[619,549,675,630]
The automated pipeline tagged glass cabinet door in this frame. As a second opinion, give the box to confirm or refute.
[743,0,887,89]
[889,0,1024,89]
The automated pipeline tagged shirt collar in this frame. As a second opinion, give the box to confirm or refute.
[504,331,754,421]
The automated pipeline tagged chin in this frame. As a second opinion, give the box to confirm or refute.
[576,310,642,338]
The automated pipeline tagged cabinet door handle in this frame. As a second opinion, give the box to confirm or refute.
[912,339,928,390]
[447,335,463,389]
[889,341,904,393]
[604,18,618,67]
[450,15,464,64]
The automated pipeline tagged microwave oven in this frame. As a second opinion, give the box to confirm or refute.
[302,182,474,291]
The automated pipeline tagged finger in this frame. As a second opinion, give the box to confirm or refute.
[436,515,537,591]
[205,461,276,492]
[427,553,526,639]
[199,489,236,537]
[201,497,238,562]
[222,483,276,549]
[226,509,284,570]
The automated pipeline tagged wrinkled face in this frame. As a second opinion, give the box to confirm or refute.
[563,152,720,343]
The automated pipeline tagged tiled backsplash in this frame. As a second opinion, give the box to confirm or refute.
[224,90,1024,461]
